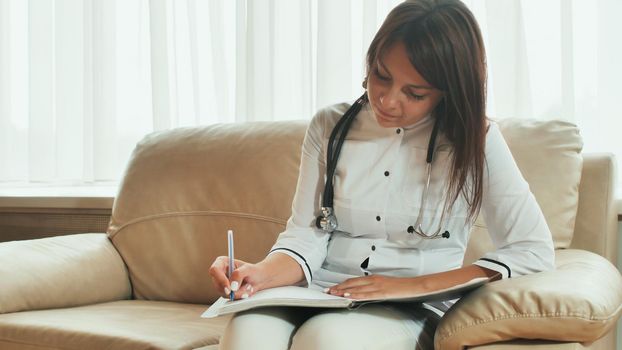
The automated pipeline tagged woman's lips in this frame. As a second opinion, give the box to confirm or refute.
[374,105,400,121]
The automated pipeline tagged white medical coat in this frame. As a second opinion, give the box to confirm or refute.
[269,102,555,287]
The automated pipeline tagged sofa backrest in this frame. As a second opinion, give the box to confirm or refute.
[108,118,589,304]
[463,119,584,264]
[108,122,307,303]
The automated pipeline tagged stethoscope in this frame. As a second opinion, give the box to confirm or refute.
[315,92,450,239]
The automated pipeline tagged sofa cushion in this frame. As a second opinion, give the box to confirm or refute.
[435,249,622,350]
[497,119,583,248]
[108,122,308,304]
[464,119,583,264]
[0,300,230,350]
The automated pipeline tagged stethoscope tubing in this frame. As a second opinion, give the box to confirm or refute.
[316,92,450,239]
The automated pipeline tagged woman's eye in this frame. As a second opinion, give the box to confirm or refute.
[407,92,426,101]
[373,68,390,81]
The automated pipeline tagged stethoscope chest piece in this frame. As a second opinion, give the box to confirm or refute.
[316,207,338,233]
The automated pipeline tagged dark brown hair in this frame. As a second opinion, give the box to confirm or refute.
[365,0,487,222]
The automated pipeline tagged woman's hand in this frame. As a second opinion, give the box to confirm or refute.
[327,275,428,300]
[209,253,307,301]
[327,265,499,300]
[208,256,268,300]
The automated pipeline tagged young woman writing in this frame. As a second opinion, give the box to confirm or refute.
[209,1,554,348]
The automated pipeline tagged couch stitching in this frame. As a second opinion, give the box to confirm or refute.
[108,211,287,238]
[437,302,622,341]
[0,337,68,350]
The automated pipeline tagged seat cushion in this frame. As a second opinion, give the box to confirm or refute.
[0,300,230,350]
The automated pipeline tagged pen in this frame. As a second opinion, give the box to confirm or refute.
[227,229,235,301]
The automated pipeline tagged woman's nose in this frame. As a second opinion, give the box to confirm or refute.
[379,89,400,110]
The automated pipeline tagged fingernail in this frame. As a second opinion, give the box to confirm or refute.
[241,293,249,299]
[323,288,329,293]
[344,292,351,297]
[246,284,252,291]
[230,281,239,291]
[224,287,230,295]
[250,286,254,293]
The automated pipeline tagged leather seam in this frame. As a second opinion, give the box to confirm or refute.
[108,211,286,239]
[436,303,622,341]
[0,338,67,350]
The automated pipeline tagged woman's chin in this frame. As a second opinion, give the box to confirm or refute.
[375,116,399,128]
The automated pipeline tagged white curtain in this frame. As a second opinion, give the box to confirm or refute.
[0,0,620,189]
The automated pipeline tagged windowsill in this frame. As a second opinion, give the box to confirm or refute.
[0,185,116,209]
[0,185,621,218]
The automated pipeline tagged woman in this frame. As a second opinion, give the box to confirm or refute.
[210,0,554,348]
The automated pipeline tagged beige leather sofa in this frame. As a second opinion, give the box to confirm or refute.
[1,119,620,350]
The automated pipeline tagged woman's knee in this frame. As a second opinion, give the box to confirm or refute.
[290,311,352,350]
[219,307,307,350]
[290,305,435,350]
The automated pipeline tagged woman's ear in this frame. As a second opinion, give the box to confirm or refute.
[361,77,368,89]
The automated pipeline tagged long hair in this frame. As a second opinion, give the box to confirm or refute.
[365,0,487,222]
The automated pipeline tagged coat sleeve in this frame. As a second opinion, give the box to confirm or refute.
[267,110,332,286]
[471,122,555,279]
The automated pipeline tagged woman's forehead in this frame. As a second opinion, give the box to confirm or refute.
[376,42,435,90]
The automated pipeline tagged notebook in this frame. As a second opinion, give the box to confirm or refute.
[201,276,489,318]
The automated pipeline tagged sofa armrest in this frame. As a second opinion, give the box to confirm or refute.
[0,233,131,314]
[435,249,622,350]
[571,152,618,264]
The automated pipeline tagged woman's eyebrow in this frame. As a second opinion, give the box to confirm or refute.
[378,59,435,90]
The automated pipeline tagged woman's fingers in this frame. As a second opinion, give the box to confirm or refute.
[330,276,375,291]
[328,275,390,297]
[229,263,261,300]
[209,256,233,296]
[209,256,252,298]
[346,290,387,300]
[209,257,266,300]
[330,284,380,297]
[234,282,256,299]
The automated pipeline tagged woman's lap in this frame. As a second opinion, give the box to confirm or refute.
[219,304,441,350]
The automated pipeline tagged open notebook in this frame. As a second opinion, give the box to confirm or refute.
[201,276,489,318]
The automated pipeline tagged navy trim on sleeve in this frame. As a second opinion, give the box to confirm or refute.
[479,258,512,278]
[270,248,313,280]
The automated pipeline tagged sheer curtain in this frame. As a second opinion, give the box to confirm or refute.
[0,0,620,190]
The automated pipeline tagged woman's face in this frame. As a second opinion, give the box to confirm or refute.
[367,42,444,128]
